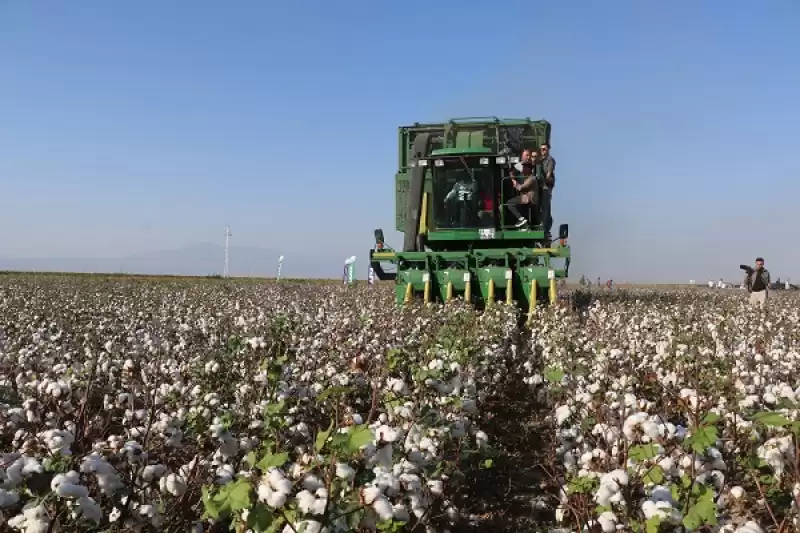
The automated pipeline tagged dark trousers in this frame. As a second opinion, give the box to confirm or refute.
[540,188,552,234]
[507,196,526,221]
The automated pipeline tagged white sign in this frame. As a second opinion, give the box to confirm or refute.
[479,228,495,240]
[422,273,430,283]
[505,269,513,280]
[548,269,555,280]
[463,273,470,282]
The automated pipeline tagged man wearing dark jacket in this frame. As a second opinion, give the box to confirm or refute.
[539,143,556,239]
[745,257,770,307]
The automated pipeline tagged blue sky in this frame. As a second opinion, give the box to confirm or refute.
[1,1,799,282]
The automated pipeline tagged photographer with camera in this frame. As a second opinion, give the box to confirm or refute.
[741,257,771,307]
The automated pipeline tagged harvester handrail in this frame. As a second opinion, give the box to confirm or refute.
[448,116,502,123]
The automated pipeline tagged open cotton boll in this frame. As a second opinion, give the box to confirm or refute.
[597,511,617,533]
[7,503,50,533]
[372,495,395,521]
[361,486,382,505]
[0,488,20,508]
[555,405,572,425]
[77,496,103,524]
[335,462,355,480]
[736,522,764,533]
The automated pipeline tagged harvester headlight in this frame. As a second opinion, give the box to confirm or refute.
[509,156,520,164]
[418,159,428,167]
[434,159,445,167]
[479,157,489,165]
[495,156,507,164]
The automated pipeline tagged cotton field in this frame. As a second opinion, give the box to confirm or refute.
[0,275,799,533]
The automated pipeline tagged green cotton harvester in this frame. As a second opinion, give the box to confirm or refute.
[370,117,571,313]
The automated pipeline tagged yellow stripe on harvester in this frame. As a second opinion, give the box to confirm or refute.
[371,252,396,260]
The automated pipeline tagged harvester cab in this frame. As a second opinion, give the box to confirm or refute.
[370,117,571,311]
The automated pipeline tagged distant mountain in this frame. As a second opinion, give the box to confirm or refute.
[0,243,338,279]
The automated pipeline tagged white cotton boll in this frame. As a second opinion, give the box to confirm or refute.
[296,490,317,514]
[730,486,745,499]
[475,430,488,448]
[376,425,398,443]
[594,485,613,507]
[263,486,288,509]
[287,521,323,533]
[361,486,382,505]
[142,464,167,482]
[335,463,355,480]
[77,496,102,523]
[597,511,617,533]
[56,482,89,499]
[302,474,325,492]
[555,405,572,426]
[640,420,661,441]
[0,488,20,507]
[427,479,444,496]
[737,522,764,533]
[159,473,187,496]
[393,503,410,522]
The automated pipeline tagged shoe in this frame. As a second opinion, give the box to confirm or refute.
[514,218,527,228]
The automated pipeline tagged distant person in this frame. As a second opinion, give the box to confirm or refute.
[539,143,556,240]
[744,257,770,307]
[507,150,539,228]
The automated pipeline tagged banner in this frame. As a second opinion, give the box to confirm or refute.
[368,266,375,285]
[277,256,284,281]
[343,256,356,285]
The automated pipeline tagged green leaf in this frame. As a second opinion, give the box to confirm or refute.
[337,425,374,454]
[316,386,354,402]
[686,425,717,454]
[482,458,494,469]
[247,503,273,532]
[347,507,366,530]
[244,451,257,469]
[315,421,334,453]
[629,444,659,462]
[645,516,662,533]
[263,401,285,416]
[682,489,717,531]
[702,412,721,425]
[643,465,664,485]
[752,411,792,427]
[670,483,681,502]
[256,451,289,471]
[544,366,565,383]
[201,485,220,519]
[225,479,252,513]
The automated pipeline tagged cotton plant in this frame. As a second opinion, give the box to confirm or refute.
[523,288,800,532]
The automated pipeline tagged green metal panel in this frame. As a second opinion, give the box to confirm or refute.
[425,229,547,241]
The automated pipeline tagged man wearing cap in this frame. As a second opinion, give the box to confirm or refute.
[745,257,771,307]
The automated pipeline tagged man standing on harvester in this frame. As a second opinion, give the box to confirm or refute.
[507,149,538,228]
[539,142,556,240]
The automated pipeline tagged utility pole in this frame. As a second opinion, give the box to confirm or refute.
[224,225,232,277]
